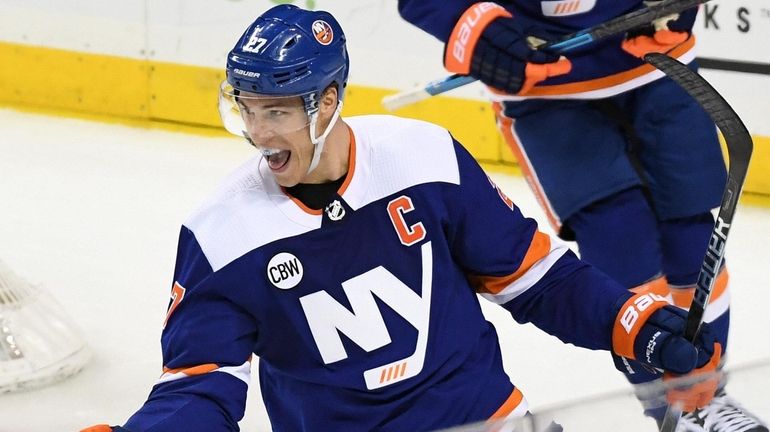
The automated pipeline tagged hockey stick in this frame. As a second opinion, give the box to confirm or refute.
[382,0,709,111]
[641,53,754,432]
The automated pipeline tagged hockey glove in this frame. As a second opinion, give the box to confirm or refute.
[444,2,571,95]
[612,292,719,376]
[622,1,698,58]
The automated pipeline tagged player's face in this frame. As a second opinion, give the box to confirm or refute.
[237,94,316,187]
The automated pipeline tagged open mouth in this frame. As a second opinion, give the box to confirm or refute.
[265,150,291,172]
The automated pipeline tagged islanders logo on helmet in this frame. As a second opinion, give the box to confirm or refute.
[312,20,334,45]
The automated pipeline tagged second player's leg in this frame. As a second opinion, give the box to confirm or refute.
[630,70,729,349]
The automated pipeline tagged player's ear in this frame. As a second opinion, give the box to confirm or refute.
[318,85,339,116]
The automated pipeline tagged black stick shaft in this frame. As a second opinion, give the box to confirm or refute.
[643,52,753,432]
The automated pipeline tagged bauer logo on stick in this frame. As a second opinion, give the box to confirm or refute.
[312,20,334,45]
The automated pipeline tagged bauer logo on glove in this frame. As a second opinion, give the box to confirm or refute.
[444,2,571,95]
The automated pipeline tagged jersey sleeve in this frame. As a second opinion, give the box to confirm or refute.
[123,227,258,432]
[398,0,473,42]
[445,140,632,350]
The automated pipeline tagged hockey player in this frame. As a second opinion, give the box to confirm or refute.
[84,5,726,432]
[398,0,767,431]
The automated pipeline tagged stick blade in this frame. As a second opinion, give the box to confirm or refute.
[643,53,753,176]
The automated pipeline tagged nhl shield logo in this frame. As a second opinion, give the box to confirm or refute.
[325,199,345,221]
[312,20,334,45]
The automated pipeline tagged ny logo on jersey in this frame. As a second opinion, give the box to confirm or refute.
[300,241,434,390]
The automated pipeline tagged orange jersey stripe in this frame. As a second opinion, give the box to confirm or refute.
[162,363,219,376]
[489,387,525,420]
[470,230,552,295]
[493,102,562,232]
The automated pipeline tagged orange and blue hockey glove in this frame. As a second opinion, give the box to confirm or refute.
[444,2,571,95]
[622,1,698,58]
[612,292,721,411]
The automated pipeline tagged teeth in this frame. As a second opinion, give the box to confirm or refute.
[260,148,282,156]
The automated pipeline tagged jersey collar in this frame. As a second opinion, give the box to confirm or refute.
[260,123,368,227]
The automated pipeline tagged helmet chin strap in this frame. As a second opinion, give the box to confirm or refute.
[306,101,343,175]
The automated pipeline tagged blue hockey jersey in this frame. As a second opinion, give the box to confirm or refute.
[398,0,698,100]
[124,115,630,431]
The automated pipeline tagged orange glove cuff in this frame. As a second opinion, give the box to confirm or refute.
[445,2,511,74]
[612,292,670,359]
[621,31,690,58]
[654,29,689,45]
[664,342,723,412]
[519,58,572,95]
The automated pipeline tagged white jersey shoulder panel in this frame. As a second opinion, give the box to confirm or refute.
[343,115,460,210]
[184,156,319,272]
